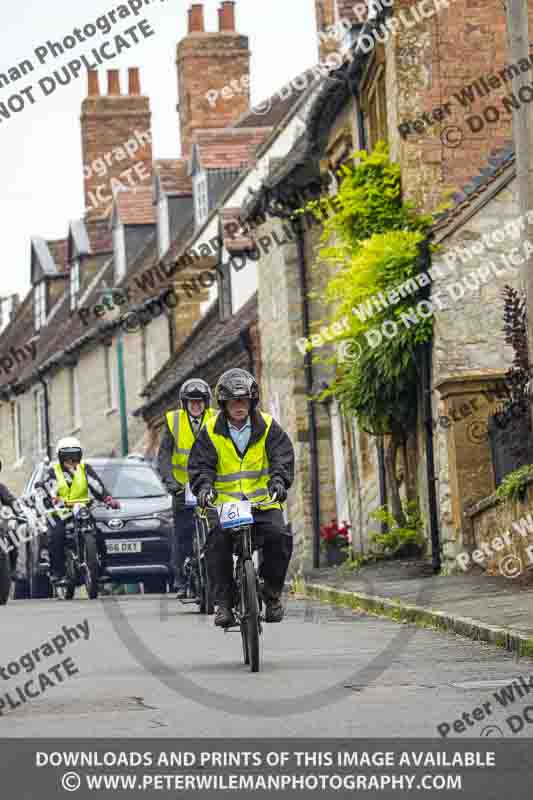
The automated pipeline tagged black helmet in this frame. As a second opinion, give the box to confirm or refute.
[215,368,259,411]
[179,378,211,409]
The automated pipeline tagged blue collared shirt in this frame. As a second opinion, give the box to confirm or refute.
[228,418,252,453]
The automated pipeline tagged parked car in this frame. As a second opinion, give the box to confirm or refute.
[19,457,173,598]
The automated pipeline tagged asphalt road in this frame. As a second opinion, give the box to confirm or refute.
[1,594,533,738]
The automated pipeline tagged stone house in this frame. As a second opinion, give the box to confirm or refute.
[237,0,531,574]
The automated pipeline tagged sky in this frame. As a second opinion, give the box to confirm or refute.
[0,0,318,301]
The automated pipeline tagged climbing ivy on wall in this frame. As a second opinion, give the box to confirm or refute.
[305,142,436,526]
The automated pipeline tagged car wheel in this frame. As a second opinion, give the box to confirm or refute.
[143,576,167,594]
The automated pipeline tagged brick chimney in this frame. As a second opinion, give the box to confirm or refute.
[80,67,153,220]
[177,2,251,157]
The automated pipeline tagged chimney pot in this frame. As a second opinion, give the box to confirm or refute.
[87,70,100,96]
[189,3,205,33]
[219,1,236,31]
[107,69,121,95]
[128,67,141,95]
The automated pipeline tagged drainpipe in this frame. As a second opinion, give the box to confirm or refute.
[38,373,52,460]
[421,340,441,573]
[116,333,129,457]
[294,215,321,569]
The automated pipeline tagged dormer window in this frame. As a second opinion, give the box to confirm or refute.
[34,281,47,331]
[194,171,209,227]
[158,193,170,257]
[113,223,126,283]
[70,260,80,310]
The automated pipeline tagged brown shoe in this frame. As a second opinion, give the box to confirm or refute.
[265,598,284,623]
[214,606,236,628]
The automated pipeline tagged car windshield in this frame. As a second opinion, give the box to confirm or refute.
[89,463,167,500]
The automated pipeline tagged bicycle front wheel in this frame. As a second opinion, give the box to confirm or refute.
[242,559,260,673]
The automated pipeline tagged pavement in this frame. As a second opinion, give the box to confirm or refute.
[304,559,533,657]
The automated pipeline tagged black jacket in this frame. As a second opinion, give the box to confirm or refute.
[0,482,16,508]
[43,463,110,502]
[188,410,295,496]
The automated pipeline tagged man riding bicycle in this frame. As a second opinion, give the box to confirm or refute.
[45,437,119,582]
[157,378,217,597]
[188,368,294,628]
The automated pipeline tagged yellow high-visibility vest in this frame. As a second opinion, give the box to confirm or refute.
[53,463,90,519]
[204,412,281,511]
[166,408,217,486]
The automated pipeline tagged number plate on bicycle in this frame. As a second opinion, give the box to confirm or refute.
[184,483,197,507]
[219,501,253,529]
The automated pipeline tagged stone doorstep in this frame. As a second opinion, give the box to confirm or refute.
[302,582,533,660]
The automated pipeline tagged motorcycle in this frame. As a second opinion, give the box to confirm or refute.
[52,499,101,601]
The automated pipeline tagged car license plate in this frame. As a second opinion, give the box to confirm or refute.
[105,540,142,554]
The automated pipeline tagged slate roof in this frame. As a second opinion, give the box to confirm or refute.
[154,159,192,196]
[134,292,258,417]
[114,186,157,226]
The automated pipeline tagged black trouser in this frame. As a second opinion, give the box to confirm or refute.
[207,508,293,608]
[48,517,67,577]
[171,493,195,588]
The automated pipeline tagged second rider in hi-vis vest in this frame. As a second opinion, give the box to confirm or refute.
[157,378,216,597]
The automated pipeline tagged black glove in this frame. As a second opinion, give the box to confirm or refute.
[197,486,217,509]
[268,478,287,503]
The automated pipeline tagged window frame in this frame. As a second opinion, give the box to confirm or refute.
[104,345,117,412]
[194,170,209,227]
[70,259,81,311]
[113,223,127,283]
[33,281,47,331]
[69,366,82,431]
[33,387,47,456]
[12,401,23,463]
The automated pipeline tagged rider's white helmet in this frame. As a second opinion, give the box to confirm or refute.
[56,436,83,465]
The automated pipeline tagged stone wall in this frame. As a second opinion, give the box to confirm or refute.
[431,177,523,565]
[465,481,533,579]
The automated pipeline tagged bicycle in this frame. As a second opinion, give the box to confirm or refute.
[206,494,278,674]
[180,486,214,615]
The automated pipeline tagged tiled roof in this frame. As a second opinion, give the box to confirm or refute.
[234,67,326,130]
[193,128,271,171]
[114,187,157,226]
[135,293,258,416]
[154,159,192,196]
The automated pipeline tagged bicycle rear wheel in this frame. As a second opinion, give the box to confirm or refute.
[242,559,260,673]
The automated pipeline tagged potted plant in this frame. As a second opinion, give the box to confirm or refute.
[369,501,424,559]
[320,519,352,566]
